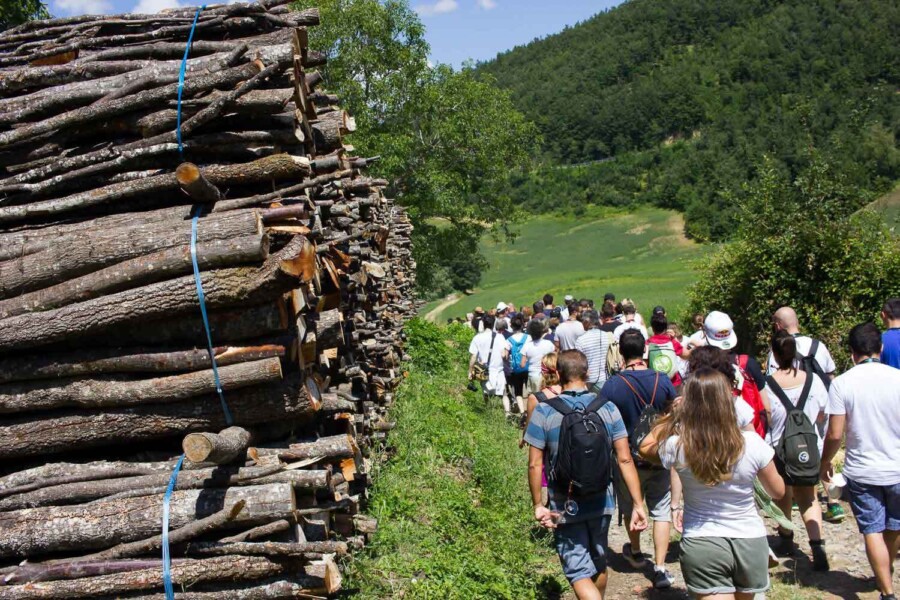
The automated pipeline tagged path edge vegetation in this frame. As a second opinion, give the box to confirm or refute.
[340,319,566,599]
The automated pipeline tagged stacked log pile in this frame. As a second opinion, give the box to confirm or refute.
[0,2,416,598]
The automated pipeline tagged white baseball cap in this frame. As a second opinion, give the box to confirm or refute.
[496,302,508,312]
[703,311,737,350]
[564,294,574,302]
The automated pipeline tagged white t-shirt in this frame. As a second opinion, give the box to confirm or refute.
[555,320,585,351]
[734,398,755,430]
[660,432,774,538]
[613,321,648,342]
[826,362,900,485]
[468,330,505,371]
[767,373,828,448]
[523,338,555,377]
[766,335,836,375]
[686,329,707,350]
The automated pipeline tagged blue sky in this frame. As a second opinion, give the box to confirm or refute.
[48,0,622,67]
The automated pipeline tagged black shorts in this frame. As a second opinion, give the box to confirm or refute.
[773,454,818,488]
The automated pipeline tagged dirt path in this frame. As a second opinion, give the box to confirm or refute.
[589,499,891,600]
[424,292,460,323]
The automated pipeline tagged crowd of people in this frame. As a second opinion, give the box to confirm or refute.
[465,293,900,600]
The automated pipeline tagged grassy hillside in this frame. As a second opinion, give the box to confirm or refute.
[479,0,900,241]
[424,206,709,323]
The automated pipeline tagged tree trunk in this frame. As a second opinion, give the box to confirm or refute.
[0,375,315,460]
[0,237,307,352]
[0,343,286,385]
[0,210,262,298]
[0,483,296,558]
[0,234,267,318]
[183,426,252,464]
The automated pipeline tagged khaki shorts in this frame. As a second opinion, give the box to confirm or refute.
[525,374,543,397]
[616,466,672,522]
[680,536,769,596]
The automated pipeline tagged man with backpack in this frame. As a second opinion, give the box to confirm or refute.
[505,315,531,414]
[602,329,679,589]
[822,323,900,600]
[467,315,506,403]
[525,350,648,600]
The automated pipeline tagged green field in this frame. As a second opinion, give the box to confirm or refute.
[423,206,711,323]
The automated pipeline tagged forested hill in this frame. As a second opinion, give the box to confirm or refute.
[478,0,900,241]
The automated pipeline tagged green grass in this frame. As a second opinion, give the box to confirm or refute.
[423,206,711,323]
[342,321,566,599]
[867,184,900,234]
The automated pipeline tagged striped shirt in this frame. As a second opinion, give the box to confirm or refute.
[575,329,611,384]
[524,391,627,524]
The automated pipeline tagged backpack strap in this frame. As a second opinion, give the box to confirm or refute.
[485,331,497,366]
[795,369,815,412]
[617,372,650,407]
[542,394,575,417]
[534,390,548,404]
[585,393,610,414]
[806,339,820,361]
[766,375,799,413]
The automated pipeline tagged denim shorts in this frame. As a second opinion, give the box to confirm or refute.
[554,515,613,584]
[847,478,900,534]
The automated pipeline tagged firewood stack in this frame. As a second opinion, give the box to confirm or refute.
[0,1,416,597]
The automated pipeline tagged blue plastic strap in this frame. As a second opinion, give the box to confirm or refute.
[162,453,186,599]
[176,6,206,158]
[190,210,233,425]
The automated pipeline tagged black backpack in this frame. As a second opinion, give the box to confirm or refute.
[798,339,831,391]
[767,374,821,486]
[616,372,661,464]
[540,392,613,498]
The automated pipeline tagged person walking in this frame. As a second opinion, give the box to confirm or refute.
[882,298,900,369]
[766,330,830,570]
[525,350,648,600]
[687,346,757,431]
[640,369,786,600]
[556,303,586,351]
[468,314,506,402]
[599,301,620,333]
[575,310,612,392]
[505,315,530,412]
[522,318,556,397]
[613,303,648,342]
[821,323,900,600]
[647,312,690,389]
[602,329,678,588]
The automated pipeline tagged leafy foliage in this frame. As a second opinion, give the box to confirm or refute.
[480,0,900,241]
[687,153,900,369]
[294,0,538,297]
[0,0,48,30]
[344,320,565,598]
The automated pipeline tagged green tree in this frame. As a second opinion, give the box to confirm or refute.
[293,0,538,296]
[0,0,48,30]
[688,153,900,368]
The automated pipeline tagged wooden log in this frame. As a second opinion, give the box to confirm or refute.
[176,162,224,203]
[0,483,296,558]
[0,374,315,460]
[0,210,262,297]
[0,357,283,415]
[314,308,344,350]
[0,555,297,599]
[0,234,268,318]
[0,343,286,384]
[0,460,177,496]
[0,237,308,352]
[183,426,251,464]
[185,540,348,558]
[266,434,357,462]
[93,577,329,600]
[218,519,291,544]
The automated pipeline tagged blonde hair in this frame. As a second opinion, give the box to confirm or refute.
[668,323,683,338]
[657,369,744,486]
[540,353,559,388]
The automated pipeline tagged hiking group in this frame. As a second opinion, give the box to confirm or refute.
[466,295,900,600]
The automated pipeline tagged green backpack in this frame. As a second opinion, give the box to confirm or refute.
[647,338,678,379]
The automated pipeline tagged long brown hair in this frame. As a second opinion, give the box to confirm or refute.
[657,368,744,486]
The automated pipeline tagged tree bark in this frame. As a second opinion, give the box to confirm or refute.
[0,210,262,298]
[0,344,286,384]
[254,434,358,463]
[218,519,291,544]
[184,540,347,558]
[93,577,329,600]
[0,357,283,415]
[0,237,306,352]
[0,460,177,496]
[0,374,315,460]
[0,483,296,558]
[176,162,224,203]
[183,426,252,464]
[0,234,267,318]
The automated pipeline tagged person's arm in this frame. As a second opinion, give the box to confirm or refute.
[757,459,785,500]
[468,352,477,379]
[613,437,648,532]
[638,423,665,465]
[528,446,555,528]
[820,414,845,484]
[669,467,684,533]
[519,393,540,448]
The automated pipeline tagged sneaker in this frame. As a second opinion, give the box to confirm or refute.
[653,566,675,589]
[811,542,830,572]
[768,548,780,569]
[622,543,649,569]
[774,533,796,557]
[824,504,847,523]
[879,594,897,600]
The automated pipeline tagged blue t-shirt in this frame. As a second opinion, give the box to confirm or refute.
[523,390,627,524]
[603,369,677,436]
[883,329,900,369]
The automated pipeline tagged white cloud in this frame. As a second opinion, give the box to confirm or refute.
[414,0,459,16]
[53,0,114,15]
[132,0,185,13]
[476,0,497,9]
